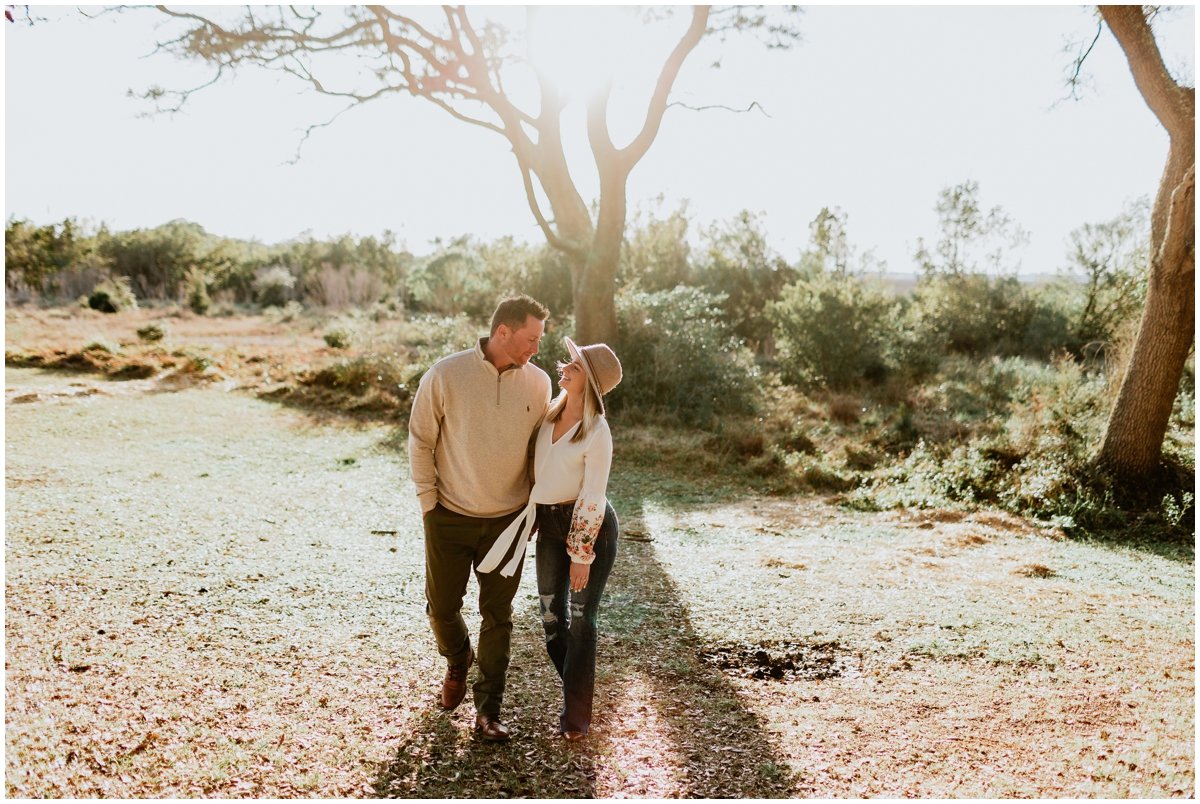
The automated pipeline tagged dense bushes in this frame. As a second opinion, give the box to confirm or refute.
[605,286,758,426]
[252,265,297,307]
[7,195,1191,542]
[768,270,895,387]
[4,217,417,309]
[860,357,1127,527]
[407,246,494,317]
[692,211,797,351]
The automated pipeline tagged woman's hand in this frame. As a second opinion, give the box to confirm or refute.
[569,562,591,592]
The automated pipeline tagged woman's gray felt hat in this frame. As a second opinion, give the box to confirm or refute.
[563,336,622,413]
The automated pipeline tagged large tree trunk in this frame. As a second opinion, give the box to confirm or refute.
[1096,162,1194,476]
[573,152,629,346]
[1094,6,1196,483]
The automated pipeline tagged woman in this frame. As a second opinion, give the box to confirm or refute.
[476,336,621,740]
[537,339,625,744]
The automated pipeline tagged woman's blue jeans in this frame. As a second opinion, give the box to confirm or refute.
[534,500,618,735]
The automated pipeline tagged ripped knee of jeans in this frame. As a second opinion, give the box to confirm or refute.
[540,592,556,638]
[568,599,586,622]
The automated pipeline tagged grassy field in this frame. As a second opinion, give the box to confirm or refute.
[5,353,1194,798]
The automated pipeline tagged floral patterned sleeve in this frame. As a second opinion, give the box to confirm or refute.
[566,423,613,565]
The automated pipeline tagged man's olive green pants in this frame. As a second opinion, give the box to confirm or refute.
[423,503,525,716]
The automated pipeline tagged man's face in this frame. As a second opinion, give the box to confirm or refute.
[498,315,545,367]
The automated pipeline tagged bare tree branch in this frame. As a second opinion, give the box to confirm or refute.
[285,102,358,165]
[421,93,505,135]
[586,82,619,169]
[619,5,711,172]
[1063,18,1103,102]
[667,99,770,117]
[517,161,585,259]
[1100,5,1196,141]
[127,65,226,116]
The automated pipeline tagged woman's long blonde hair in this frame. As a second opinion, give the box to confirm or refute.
[545,359,602,443]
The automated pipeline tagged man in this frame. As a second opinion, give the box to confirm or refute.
[408,295,552,741]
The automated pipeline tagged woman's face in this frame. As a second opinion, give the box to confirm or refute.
[558,358,586,396]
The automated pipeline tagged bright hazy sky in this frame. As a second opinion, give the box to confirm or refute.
[5,5,1195,274]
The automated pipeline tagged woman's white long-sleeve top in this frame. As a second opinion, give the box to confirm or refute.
[476,413,612,576]
[529,415,613,564]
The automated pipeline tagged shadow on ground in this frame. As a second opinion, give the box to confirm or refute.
[369,495,797,798]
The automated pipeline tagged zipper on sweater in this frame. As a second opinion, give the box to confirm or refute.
[496,373,501,407]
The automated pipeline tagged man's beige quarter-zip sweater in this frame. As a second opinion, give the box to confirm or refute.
[408,337,552,518]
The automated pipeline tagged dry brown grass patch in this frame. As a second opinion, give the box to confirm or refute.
[827,393,863,425]
[763,557,807,571]
[1019,563,1057,578]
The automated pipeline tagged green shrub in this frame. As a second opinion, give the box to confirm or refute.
[323,325,354,349]
[110,361,157,380]
[87,276,138,313]
[407,245,495,317]
[266,300,306,322]
[184,267,212,315]
[906,273,1038,356]
[136,322,168,342]
[398,313,482,363]
[693,211,797,352]
[606,286,760,426]
[5,217,96,295]
[885,298,946,380]
[253,265,297,307]
[302,315,486,417]
[768,270,896,388]
[864,356,1138,529]
[1061,198,1150,348]
[475,238,573,318]
[306,352,416,397]
[618,199,694,293]
[82,338,119,354]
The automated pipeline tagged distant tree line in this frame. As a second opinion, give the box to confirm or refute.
[6,182,1149,386]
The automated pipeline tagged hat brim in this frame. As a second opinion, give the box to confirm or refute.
[563,336,606,413]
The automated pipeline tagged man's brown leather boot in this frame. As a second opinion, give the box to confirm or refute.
[441,649,473,710]
[475,714,511,742]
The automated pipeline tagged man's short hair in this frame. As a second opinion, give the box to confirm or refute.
[490,294,550,335]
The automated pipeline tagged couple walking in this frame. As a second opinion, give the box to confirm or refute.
[408,295,622,742]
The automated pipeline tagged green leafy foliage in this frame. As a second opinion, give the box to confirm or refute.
[913,180,1029,276]
[136,322,168,343]
[1054,197,1150,351]
[768,270,895,388]
[185,266,212,315]
[87,276,138,314]
[475,237,573,317]
[323,325,354,349]
[606,286,759,426]
[252,265,298,307]
[905,273,1042,356]
[406,237,571,319]
[98,220,215,300]
[407,245,494,317]
[617,198,693,293]
[693,211,797,351]
[5,217,89,292]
